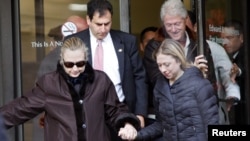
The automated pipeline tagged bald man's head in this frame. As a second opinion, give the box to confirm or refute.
[66,15,88,32]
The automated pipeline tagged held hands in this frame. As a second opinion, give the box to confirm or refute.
[194,55,208,78]
[118,123,137,141]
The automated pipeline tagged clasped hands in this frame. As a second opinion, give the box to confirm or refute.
[39,114,143,141]
[118,123,137,141]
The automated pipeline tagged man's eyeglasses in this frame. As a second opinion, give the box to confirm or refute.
[63,60,86,68]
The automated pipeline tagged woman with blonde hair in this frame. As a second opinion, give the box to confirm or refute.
[119,39,219,141]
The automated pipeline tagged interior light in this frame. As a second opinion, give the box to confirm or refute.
[68,4,87,11]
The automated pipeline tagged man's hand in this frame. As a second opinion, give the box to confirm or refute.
[226,96,239,111]
[194,55,208,78]
[136,115,145,128]
[39,113,45,128]
[230,63,240,83]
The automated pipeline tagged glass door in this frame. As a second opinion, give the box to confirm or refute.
[204,0,249,124]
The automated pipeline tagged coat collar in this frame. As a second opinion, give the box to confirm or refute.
[56,61,95,84]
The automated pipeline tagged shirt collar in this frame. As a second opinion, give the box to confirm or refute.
[89,29,111,43]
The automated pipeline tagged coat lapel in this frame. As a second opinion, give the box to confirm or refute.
[110,30,124,81]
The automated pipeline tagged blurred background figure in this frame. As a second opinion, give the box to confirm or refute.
[191,10,241,125]
[140,26,158,120]
[139,26,158,55]
[188,9,242,125]
[140,26,164,141]
[47,25,63,40]
[221,19,246,124]
[186,10,196,32]
[66,15,88,33]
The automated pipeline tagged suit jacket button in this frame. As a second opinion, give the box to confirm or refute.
[79,100,83,104]
[82,124,86,128]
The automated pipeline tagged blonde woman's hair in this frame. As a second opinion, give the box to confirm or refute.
[153,39,192,70]
[60,37,88,64]
[160,0,187,21]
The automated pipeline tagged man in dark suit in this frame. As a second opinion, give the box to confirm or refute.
[221,20,246,124]
[66,0,148,140]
